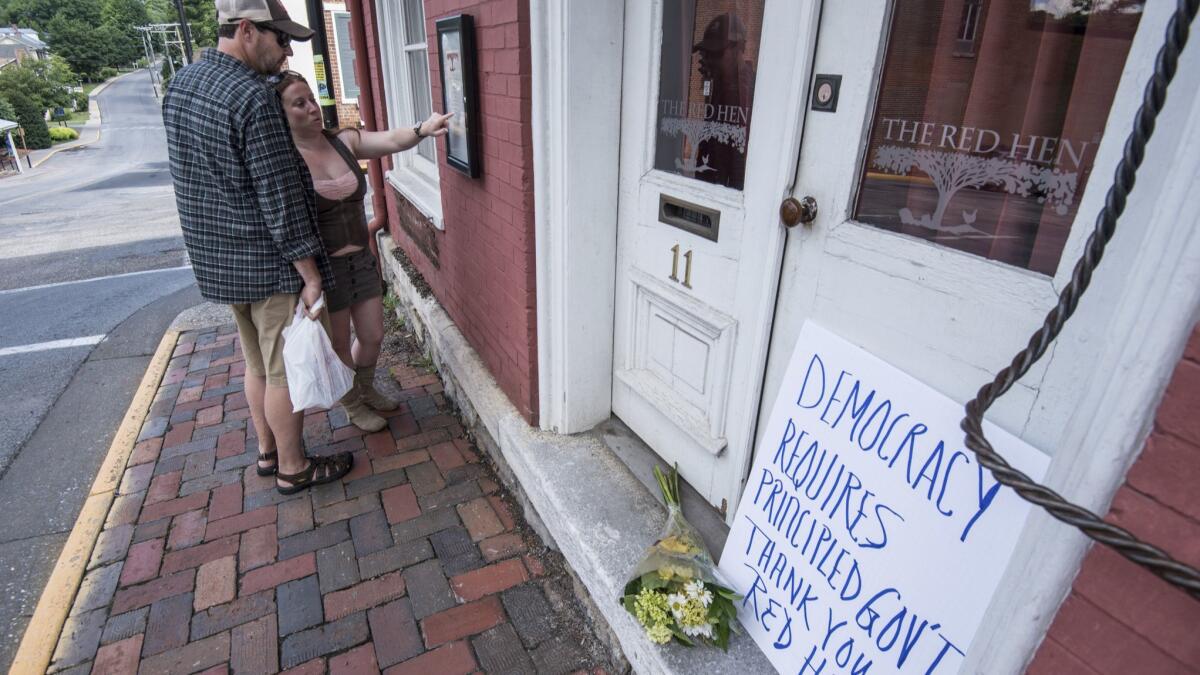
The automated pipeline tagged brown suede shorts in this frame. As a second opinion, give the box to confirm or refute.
[325,249,383,313]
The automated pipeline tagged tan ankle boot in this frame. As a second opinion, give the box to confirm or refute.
[357,365,398,411]
[340,381,388,432]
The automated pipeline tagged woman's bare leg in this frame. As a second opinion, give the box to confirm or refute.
[349,295,385,367]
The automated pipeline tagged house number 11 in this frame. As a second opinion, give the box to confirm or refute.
[669,245,693,289]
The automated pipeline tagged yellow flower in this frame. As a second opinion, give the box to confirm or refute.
[657,564,694,580]
[647,623,673,644]
[657,536,696,555]
[634,587,671,628]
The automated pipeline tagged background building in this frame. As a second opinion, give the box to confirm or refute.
[278,0,360,130]
[0,27,49,69]
[339,1,1200,672]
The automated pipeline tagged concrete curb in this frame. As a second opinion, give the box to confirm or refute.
[30,101,103,170]
[8,329,180,675]
[376,234,774,674]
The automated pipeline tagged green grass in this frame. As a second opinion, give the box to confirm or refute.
[62,109,89,124]
[413,354,435,373]
[81,82,101,96]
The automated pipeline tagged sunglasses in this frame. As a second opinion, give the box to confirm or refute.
[254,22,291,48]
[266,69,309,89]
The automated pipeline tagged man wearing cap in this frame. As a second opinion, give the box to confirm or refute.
[162,0,352,493]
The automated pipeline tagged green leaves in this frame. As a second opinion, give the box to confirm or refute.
[640,571,669,591]
[654,463,682,507]
[625,468,741,651]
[0,56,75,110]
[621,576,742,652]
[9,92,50,149]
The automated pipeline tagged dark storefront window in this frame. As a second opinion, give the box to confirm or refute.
[854,1,1142,275]
[654,0,765,190]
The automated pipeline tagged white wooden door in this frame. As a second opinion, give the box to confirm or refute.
[613,0,820,517]
[759,0,1150,493]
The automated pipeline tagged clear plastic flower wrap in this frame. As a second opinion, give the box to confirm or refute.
[621,465,741,650]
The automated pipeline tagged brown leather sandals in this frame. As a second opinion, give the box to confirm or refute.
[275,452,354,495]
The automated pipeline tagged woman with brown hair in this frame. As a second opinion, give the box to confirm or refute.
[275,71,451,431]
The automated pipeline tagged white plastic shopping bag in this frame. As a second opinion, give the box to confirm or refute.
[281,295,355,412]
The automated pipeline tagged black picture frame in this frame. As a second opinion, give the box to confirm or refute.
[435,14,480,178]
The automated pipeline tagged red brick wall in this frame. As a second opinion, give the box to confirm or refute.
[370,0,538,425]
[1027,324,1200,674]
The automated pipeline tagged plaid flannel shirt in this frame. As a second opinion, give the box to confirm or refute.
[163,49,331,304]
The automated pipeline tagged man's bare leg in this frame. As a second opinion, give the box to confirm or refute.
[265,384,308,480]
[244,373,276,472]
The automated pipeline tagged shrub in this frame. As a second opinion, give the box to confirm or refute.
[49,127,80,142]
[73,91,89,111]
[0,97,15,123]
[99,67,119,80]
[160,58,182,89]
[11,94,50,149]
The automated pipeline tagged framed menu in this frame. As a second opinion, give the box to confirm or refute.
[435,14,480,178]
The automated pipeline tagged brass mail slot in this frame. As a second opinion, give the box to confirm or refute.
[659,194,720,242]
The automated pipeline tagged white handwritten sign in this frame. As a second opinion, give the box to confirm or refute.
[718,323,1049,674]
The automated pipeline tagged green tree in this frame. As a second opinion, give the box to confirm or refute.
[10,92,50,149]
[2,0,102,31]
[0,96,16,123]
[143,0,172,23]
[0,57,75,109]
[182,0,216,47]
[102,0,147,26]
[102,0,149,66]
[45,15,124,78]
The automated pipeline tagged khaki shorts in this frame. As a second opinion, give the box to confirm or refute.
[231,293,331,387]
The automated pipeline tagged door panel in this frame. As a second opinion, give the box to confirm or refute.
[761,1,1146,459]
[614,0,820,516]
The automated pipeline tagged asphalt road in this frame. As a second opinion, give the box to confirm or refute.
[0,69,202,668]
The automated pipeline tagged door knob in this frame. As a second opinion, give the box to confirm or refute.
[780,196,818,227]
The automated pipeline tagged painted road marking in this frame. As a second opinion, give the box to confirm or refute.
[0,335,105,357]
[0,265,193,296]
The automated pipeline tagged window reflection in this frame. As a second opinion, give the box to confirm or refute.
[654,0,764,190]
[854,0,1141,274]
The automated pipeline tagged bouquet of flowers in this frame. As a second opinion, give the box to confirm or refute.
[621,465,741,650]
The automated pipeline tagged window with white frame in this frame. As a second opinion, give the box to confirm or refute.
[955,0,983,55]
[377,0,442,226]
[331,12,359,103]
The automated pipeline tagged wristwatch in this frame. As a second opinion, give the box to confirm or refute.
[412,122,425,139]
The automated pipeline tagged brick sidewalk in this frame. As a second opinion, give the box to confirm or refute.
[45,324,612,674]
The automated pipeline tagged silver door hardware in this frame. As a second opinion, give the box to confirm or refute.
[659,194,720,242]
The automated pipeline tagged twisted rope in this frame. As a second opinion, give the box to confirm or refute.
[961,0,1200,600]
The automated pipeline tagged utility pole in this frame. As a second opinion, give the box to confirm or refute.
[138,24,187,81]
[304,0,339,128]
[136,26,162,96]
[171,0,194,63]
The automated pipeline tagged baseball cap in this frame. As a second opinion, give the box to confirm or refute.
[215,0,315,41]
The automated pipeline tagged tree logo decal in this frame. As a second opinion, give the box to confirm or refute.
[871,145,1079,235]
[661,117,747,175]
